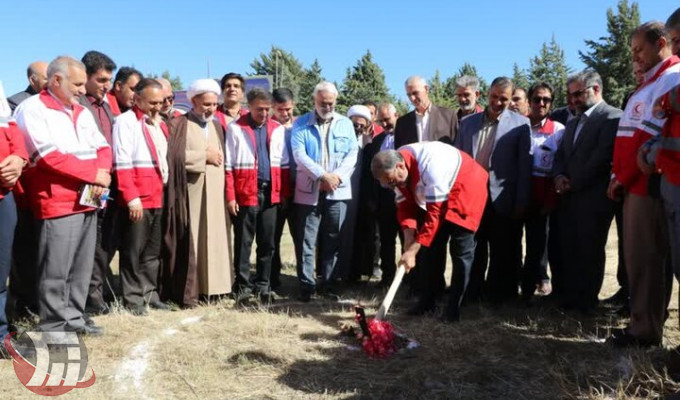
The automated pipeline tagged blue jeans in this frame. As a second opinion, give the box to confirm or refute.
[0,192,18,339]
[295,197,348,293]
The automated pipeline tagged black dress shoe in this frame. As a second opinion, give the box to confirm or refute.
[85,303,110,316]
[84,314,96,327]
[297,291,312,303]
[602,288,628,306]
[441,306,460,323]
[74,324,104,337]
[606,329,660,348]
[406,299,436,316]
[149,300,171,311]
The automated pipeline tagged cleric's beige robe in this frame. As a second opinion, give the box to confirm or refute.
[185,119,233,295]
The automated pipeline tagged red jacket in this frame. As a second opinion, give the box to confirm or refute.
[15,90,112,219]
[225,115,291,206]
[0,120,28,200]
[106,92,121,116]
[657,84,680,185]
[613,56,680,195]
[396,142,488,247]
[113,108,169,209]
[215,107,248,131]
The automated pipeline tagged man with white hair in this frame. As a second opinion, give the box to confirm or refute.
[158,77,184,124]
[291,81,358,302]
[394,75,458,149]
[15,56,112,335]
[455,75,483,121]
[395,75,458,301]
[164,79,233,307]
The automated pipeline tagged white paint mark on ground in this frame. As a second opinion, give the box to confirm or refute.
[114,314,205,399]
[114,341,151,399]
[180,316,203,325]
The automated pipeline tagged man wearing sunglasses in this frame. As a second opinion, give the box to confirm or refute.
[158,78,184,124]
[552,70,621,314]
[520,82,564,304]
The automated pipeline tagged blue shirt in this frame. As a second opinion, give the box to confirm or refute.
[251,116,271,182]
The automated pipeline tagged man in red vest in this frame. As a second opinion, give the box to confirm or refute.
[113,78,171,316]
[371,141,488,322]
[607,21,680,348]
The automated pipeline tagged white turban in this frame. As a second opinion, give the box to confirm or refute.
[187,79,221,101]
[347,105,372,122]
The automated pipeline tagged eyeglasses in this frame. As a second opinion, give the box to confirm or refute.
[163,96,175,103]
[568,86,593,98]
[353,122,368,130]
[531,96,553,104]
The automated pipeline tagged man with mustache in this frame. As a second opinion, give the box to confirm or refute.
[164,79,234,307]
[291,82,358,302]
[455,75,484,122]
[15,56,112,336]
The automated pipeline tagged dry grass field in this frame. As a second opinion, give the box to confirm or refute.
[1,226,679,400]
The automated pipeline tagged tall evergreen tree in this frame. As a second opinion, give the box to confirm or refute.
[337,50,390,114]
[579,0,640,108]
[528,36,571,107]
[250,46,305,96]
[429,70,455,108]
[296,59,324,115]
[512,63,530,93]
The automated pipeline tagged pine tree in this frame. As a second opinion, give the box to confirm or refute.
[250,46,305,96]
[512,63,530,93]
[296,59,324,115]
[337,50,390,114]
[579,0,640,108]
[429,70,455,108]
[528,36,571,107]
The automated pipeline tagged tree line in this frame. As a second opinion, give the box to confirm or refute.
[158,0,641,115]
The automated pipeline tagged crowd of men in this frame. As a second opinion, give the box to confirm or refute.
[0,11,680,357]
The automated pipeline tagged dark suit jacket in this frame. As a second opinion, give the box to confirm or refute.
[8,86,38,112]
[78,95,115,142]
[550,106,576,127]
[552,101,622,199]
[394,105,458,149]
[455,109,532,217]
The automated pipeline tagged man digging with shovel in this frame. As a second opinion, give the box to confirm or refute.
[372,141,488,322]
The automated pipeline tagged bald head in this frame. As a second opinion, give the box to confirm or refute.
[27,61,48,92]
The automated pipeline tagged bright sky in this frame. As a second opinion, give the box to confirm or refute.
[0,1,676,100]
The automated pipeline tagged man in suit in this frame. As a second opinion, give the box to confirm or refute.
[455,76,532,305]
[552,70,622,312]
[393,75,458,308]
[394,76,458,148]
[8,61,48,112]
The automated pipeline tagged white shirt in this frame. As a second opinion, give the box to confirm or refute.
[573,100,603,144]
[146,118,168,184]
[415,104,432,142]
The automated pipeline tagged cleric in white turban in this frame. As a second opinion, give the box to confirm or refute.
[347,104,374,147]
[163,78,234,307]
